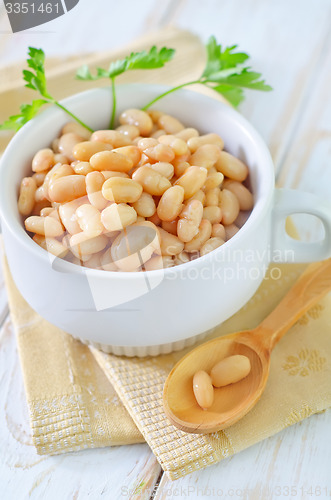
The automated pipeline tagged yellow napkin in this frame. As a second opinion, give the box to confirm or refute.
[1,29,331,479]
[92,262,331,479]
[2,258,144,453]
[3,257,331,478]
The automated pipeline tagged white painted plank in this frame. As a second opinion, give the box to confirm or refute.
[1,1,330,496]
[0,0,174,67]
[277,30,331,193]
[0,242,9,326]
[155,410,331,499]
[153,2,331,495]
[169,0,331,170]
[0,318,161,500]
[0,2,172,494]
[275,30,331,243]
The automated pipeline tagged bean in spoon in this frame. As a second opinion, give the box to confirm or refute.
[163,259,331,433]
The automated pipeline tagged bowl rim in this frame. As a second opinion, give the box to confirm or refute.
[0,84,275,279]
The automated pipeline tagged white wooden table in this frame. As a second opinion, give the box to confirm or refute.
[1,1,331,498]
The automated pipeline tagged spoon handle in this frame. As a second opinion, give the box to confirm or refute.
[257,259,331,350]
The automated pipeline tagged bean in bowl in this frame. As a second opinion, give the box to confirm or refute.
[18,109,253,272]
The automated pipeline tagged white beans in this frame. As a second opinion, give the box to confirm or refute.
[132,166,171,196]
[69,232,108,256]
[202,206,222,224]
[101,248,118,271]
[210,355,251,387]
[158,114,184,134]
[86,171,108,210]
[58,133,84,161]
[219,189,240,225]
[190,144,221,169]
[73,162,94,176]
[101,203,137,232]
[144,143,175,163]
[148,162,174,180]
[187,133,224,153]
[175,166,208,199]
[205,187,220,206]
[59,199,84,235]
[119,109,153,136]
[211,223,226,240]
[62,122,91,141]
[200,237,225,256]
[216,151,248,181]
[48,175,87,203]
[176,128,199,141]
[159,227,184,256]
[90,149,134,172]
[224,224,240,240]
[132,192,156,218]
[204,172,224,190]
[32,172,46,187]
[177,200,203,242]
[33,234,68,258]
[73,141,113,162]
[25,215,64,237]
[116,124,140,140]
[184,219,212,253]
[32,148,54,172]
[193,355,251,411]
[111,221,159,271]
[102,177,143,203]
[157,186,184,222]
[76,204,103,237]
[158,135,189,156]
[143,255,170,271]
[18,177,37,215]
[91,130,131,147]
[193,371,214,410]
[223,180,254,211]
[20,110,254,271]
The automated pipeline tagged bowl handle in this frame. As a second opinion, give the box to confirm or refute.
[271,188,331,263]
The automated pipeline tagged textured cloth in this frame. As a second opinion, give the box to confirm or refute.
[3,257,144,453]
[92,262,331,479]
[1,28,331,480]
[4,257,331,478]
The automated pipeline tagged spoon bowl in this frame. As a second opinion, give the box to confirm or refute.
[163,259,331,433]
[164,334,266,433]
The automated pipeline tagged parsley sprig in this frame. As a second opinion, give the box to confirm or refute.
[76,46,175,129]
[0,38,271,134]
[0,47,93,133]
[142,36,272,110]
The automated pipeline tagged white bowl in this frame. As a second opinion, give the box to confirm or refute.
[1,85,331,356]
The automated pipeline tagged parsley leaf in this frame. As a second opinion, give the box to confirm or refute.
[201,37,272,104]
[76,64,98,81]
[76,46,175,128]
[217,69,272,91]
[125,46,175,70]
[212,84,244,107]
[0,47,93,133]
[142,35,272,110]
[0,99,48,131]
[203,38,249,78]
[23,47,51,99]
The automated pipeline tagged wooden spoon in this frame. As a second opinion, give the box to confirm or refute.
[163,259,331,433]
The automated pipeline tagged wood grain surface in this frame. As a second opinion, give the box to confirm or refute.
[0,0,330,498]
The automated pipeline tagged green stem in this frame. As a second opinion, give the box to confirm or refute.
[54,102,94,132]
[141,80,202,110]
[110,77,116,129]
